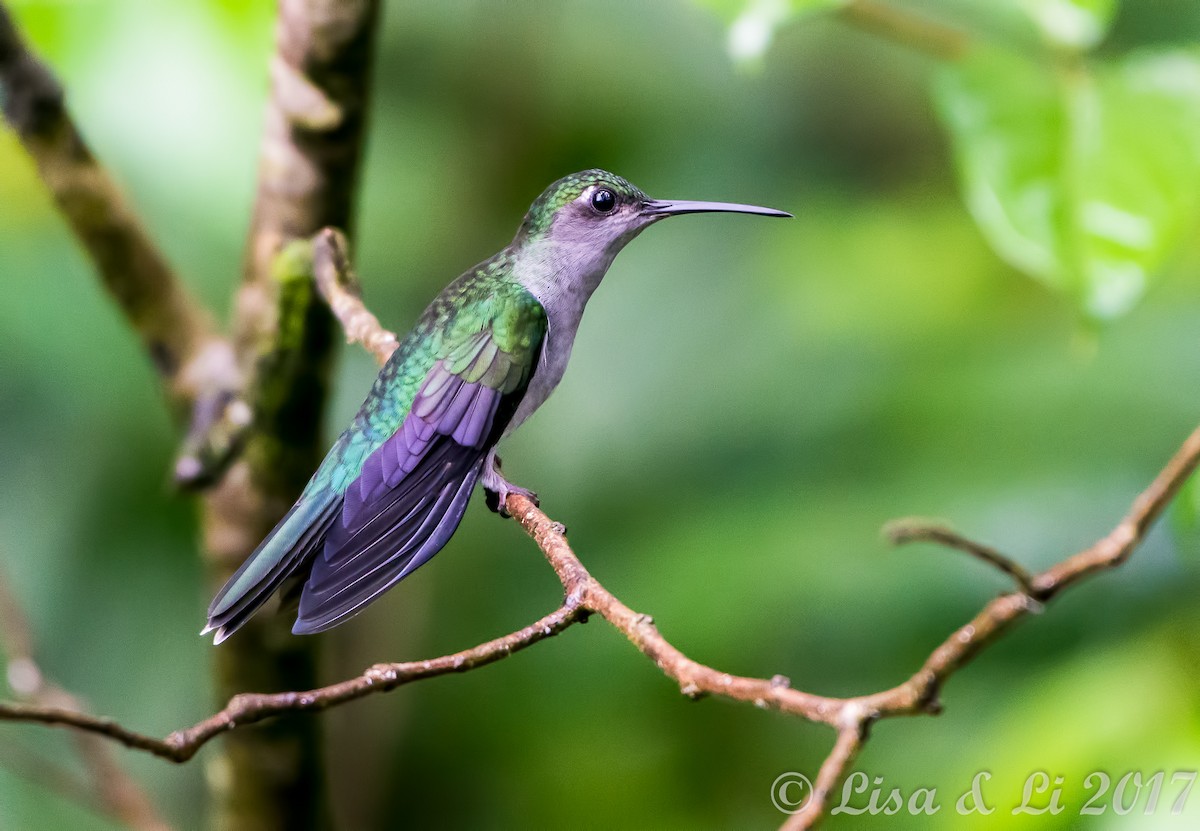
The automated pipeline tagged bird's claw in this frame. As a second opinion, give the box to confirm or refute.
[481,452,538,518]
[484,484,539,517]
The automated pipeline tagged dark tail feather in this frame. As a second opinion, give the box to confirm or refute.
[292,447,483,634]
[204,491,342,644]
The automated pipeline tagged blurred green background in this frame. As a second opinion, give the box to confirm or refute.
[2,0,1200,828]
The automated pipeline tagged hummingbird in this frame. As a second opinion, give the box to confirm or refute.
[204,169,789,642]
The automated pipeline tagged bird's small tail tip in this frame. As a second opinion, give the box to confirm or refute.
[199,622,233,644]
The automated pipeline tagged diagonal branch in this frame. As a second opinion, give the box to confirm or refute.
[0,228,1196,831]
[838,0,970,61]
[0,3,237,416]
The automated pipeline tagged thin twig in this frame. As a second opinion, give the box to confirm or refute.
[884,518,1040,596]
[313,228,399,365]
[839,0,969,61]
[1033,424,1200,599]
[785,726,866,830]
[0,603,583,763]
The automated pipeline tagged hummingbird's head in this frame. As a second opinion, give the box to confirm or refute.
[517,169,650,250]
[519,169,790,252]
[512,169,790,308]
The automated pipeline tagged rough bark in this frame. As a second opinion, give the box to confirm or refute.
[198,3,380,829]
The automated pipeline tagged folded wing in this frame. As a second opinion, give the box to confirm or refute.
[204,285,546,641]
[295,316,544,633]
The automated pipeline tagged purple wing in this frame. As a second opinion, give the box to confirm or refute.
[292,364,505,634]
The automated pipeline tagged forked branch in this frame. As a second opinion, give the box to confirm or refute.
[1,230,1196,831]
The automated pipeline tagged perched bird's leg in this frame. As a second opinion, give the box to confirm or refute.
[482,448,538,517]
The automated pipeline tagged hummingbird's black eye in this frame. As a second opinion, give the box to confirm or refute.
[590,188,617,215]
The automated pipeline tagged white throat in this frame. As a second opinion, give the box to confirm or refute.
[502,222,642,435]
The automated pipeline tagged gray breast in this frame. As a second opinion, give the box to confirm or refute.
[503,311,577,436]
[500,227,624,437]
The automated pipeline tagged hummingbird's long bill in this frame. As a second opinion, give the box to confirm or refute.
[641,199,792,218]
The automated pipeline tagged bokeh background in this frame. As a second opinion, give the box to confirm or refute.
[2,0,1200,828]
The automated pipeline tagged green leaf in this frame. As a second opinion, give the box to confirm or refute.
[694,0,845,64]
[936,48,1200,319]
[1019,0,1118,50]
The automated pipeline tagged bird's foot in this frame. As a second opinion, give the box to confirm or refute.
[482,451,538,518]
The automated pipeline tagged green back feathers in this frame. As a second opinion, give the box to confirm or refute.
[313,265,545,495]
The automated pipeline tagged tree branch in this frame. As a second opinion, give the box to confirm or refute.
[0,602,583,764]
[3,1,377,823]
[838,0,970,61]
[790,726,866,828]
[0,3,237,418]
[313,227,399,365]
[3,230,1197,829]
[884,518,1040,596]
[197,3,382,828]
